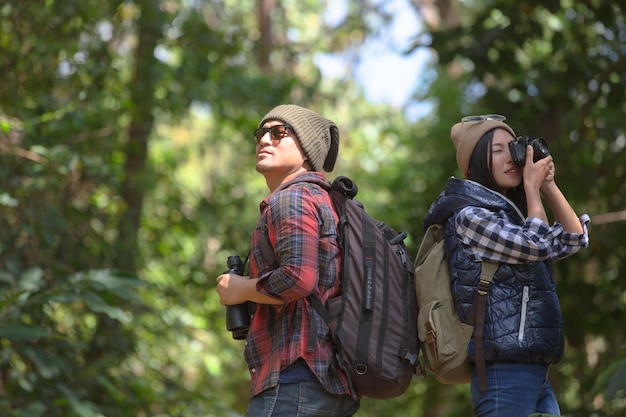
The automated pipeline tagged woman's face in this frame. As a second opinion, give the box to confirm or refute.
[490,128,522,192]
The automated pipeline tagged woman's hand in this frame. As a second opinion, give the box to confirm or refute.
[523,145,552,224]
[541,160,555,190]
[523,145,553,191]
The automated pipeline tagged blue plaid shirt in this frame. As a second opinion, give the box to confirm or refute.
[455,206,590,263]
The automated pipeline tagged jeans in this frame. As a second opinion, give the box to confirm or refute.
[471,362,560,417]
[246,381,360,417]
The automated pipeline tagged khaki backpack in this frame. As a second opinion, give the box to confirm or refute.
[414,222,497,391]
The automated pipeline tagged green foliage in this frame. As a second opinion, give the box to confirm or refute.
[0,268,143,416]
[592,354,626,404]
[1,0,625,416]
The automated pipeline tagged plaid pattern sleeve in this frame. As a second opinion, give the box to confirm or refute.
[455,207,590,264]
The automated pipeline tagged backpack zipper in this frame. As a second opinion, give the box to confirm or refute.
[398,247,409,322]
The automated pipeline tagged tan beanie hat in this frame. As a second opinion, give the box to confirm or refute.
[259,104,340,172]
[451,117,516,178]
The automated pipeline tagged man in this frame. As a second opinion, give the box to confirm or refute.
[216,104,360,416]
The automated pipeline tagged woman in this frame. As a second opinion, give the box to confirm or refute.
[422,114,589,416]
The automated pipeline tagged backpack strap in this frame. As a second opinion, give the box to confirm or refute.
[309,294,358,398]
[259,223,278,270]
[470,261,498,392]
[439,214,498,392]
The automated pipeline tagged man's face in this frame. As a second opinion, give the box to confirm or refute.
[255,120,307,176]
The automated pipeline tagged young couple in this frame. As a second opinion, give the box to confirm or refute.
[215,106,589,417]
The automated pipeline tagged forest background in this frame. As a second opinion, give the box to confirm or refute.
[1,0,625,416]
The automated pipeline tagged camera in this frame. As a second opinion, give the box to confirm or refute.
[508,135,550,166]
[224,255,251,340]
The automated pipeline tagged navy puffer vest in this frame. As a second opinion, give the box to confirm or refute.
[423,178,564,365]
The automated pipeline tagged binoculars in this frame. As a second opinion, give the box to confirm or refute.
[224,255,252,340]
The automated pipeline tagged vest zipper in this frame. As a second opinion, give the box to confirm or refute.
[518,286,530,345]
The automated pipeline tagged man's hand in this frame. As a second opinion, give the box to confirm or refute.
[216,273,284,306]
[216,273,250,306]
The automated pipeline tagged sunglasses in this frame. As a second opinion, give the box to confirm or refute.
[461,114,506,123]
[253,124,292,144]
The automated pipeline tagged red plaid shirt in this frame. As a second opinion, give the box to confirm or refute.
[245,172,351,398]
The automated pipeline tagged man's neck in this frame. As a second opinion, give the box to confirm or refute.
[265,167,311,193]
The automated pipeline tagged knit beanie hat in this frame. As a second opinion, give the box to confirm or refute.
[259,104,340,172]
[451,117,516,178]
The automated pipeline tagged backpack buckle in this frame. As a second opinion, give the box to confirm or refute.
[400,348,419,366]
[355,363,368,375]
[477,279,490,296]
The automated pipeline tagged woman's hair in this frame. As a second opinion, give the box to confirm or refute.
[467,129,528,215]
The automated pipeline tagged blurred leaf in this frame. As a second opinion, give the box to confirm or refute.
[592,356,626,401]
[0,192,19,207]
[17,268,44,292]
[0,323,50,341]
[82,292,132,324]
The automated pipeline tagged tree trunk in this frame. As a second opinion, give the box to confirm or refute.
[116,0,161,273]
